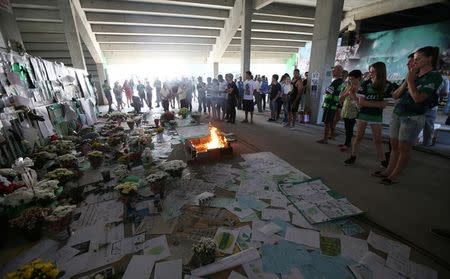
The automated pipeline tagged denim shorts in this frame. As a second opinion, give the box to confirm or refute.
[390,113,425,145]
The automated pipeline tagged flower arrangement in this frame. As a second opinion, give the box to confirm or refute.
[160,160,187,177]
[87,151,104,169]
[113,164,129,181]
[108,111,127,122]
[57,154,78,169]
[46,204,76,222]
[44,205,75,239]
[40,140,75,155]
[5,258,61,279]
[107,132,126,147]
[160,111,175,124]
[45,168,75,183]
[1,187,35,207]
[118,154,131,165]
[178,107,189,118]
[10,207,50,231]
[114,182,138,195]
[192,237,217,266]
[146,171,168,184]
[0,180,59,208]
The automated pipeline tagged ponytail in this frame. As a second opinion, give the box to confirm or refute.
[416,46,440,70]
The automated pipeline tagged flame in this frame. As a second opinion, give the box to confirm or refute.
[190,126,228,152]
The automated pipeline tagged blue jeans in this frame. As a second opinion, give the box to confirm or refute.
[423,107,437,146]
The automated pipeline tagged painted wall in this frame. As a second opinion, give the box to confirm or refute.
[335,20,450,81]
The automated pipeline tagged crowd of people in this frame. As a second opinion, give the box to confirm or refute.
[100,45,448,184]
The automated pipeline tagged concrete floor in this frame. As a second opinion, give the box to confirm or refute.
[211,109,450,277]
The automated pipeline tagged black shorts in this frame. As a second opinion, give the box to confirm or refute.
[322,108,336,124]
[243,99,254,112]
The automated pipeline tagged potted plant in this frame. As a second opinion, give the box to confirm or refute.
[44,204,76,240]
[114,182,138,208]
[57,154,78,169]
[87,151,104,169]
[9,207,51,241]
[145,170,168,197]
[178,107,189,119]
[160,160,187,177]
[113,164,129,182]
[5,258,63,279]
[45,168,75,184]
[191,237,217,267]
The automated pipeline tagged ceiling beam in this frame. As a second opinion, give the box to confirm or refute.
[105,56,207,64]
[100,43,212,52]
[22,33,66,42]
[32,57,95,65]
[227,45,298,53]
[252,14,314,26]
[96,35,216,45]
[235,31,312,41]
[133,0,234,9]
[80,0,229,20]
[223,51,294,58]
[230,38,305,48]
[28,50,91,58]
[13,8,61,22]
[17,22,64,33]
[11,0,57,9]
[207,0,243,63]
[254,0,273,10]
[340,0,447,31]
[91,24,220,37]
[255,3,315,19]
[103,51,208,58]
[24,42,68,50]
[71,0,105,64]
[85,12,224,29]
[252,22,313,34]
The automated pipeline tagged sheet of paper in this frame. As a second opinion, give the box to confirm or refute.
[135,216,177,235]
[360,252,405,279]
[236,225,252,251]
[367,231,411,259]
[291,213,315,230]
[409,262,438,279]
[122,255,155,279]
[386,254,411,276]
[154,259,182,279]
[191,248,260,277]
[243,259,279,279]
[228,271,248,279]
[270,196,288,208]
[285,227,320,249]
[53,246,80,268]
[261,208,290,222]
[143,235,171,261]
[237,195,270,211]
[214,227,239,254]
[348,263,373,279]
[281,268,305,279]
[226,203,255,219]
[258,223,282,236]
[340,235,369,262]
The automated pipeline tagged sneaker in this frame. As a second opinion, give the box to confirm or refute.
[380,160,388,168]
[344,156,356,165]
[241,119,248,123]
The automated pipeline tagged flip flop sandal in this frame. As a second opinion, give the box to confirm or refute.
[380,178,399,185]
[371,170,387,178]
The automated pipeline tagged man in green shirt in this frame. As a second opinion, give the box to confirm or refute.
[317,65,344,144]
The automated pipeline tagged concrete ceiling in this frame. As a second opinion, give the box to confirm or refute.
[10,0,445,75]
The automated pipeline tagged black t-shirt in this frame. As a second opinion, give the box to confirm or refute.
[269,83,282,100]
[227,82,238,103]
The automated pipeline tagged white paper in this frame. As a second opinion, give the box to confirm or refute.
[35,106,54,137]
[154,259,182,279]
[285,227,320,249]
[214,227,239,254]
[242,258,279,279]
[291,214,315,230]
[340,235,369,262]
[281,268,305,279]
[53,246,80,268]
[228,271,248,279]
[360,252,405,279]
[226,203,255,219]
[386,254,410,276]
[270,196,288,208]
[122,255,155,279]
[191,248,260,277]
[143,235,171,261]
[367,231,411,259]
[258,223,282,236]
[348,263,373,279]
[409,262,438,279]
[261,208,290,222]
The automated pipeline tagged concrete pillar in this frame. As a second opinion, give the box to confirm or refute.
[240,0,252,77]
[57,0,86,70]
[0,0,24,52]
[213,62,219,78]
[95,63,107,105]
[308,0,344,124]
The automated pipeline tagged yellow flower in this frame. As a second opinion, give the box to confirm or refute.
[49,268,60,278]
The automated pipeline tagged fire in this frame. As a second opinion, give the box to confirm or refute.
[190,126,228,153]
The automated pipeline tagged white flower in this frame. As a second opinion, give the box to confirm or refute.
[160,160,187,173]
[36,180,59,191]
[58,154,77,162]
[0,168,18,177]
[1,187,34,207]
[145,171,168,183]
[113,164,129,180]
[46,205,76,221]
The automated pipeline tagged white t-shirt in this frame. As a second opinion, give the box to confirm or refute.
[243,79,256,100]
[282,83,291,95]
[254,80,261,92]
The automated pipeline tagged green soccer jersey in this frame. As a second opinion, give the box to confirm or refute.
[322,78,344,110]
[357,80,394,122]
[394,71,443,116]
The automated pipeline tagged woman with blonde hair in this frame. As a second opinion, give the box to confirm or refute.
[344,62,394,167]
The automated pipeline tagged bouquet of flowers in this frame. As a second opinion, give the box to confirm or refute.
[114,182,138,195]
[192,237,217,266]
[0,187,35,207]
[45,168,75,183]
[5,258,62,279]
[90,141,111,153]
[40,140,75,155]
[10,207,50,240]
[145,170,168,195]
[44,205,76,239]
[178,107,189,119]
[34,180,59,203]
[113,164,129,181]
[160,160,187,177]
[0,180,59,208]
[57,154,78,169]
[107,132,126,147]
[87,151,104,169]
